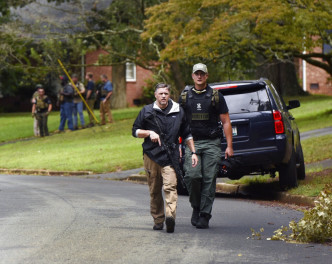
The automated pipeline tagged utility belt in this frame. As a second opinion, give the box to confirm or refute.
[36,108,48,113]
[193,127,223,141]
[193,135,218,141]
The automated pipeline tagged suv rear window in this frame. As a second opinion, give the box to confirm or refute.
[223,88,271,114]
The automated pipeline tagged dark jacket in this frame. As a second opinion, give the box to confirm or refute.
[132,100,192,166]
[62,84,74,103]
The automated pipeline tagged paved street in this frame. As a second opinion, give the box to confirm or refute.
[0,174,331,264]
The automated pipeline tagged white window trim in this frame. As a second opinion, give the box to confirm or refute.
[126,62,136,82]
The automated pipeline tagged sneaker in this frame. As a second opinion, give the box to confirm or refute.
[153,223,164,230]
[191,207,200,226]
[196,213,211,229]
[166,217,175,233]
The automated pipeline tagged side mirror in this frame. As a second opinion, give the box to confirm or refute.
[287,100,300,110]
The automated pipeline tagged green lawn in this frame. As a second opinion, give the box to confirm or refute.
[0,107,142,142]
[287,94,332,132]
[0,119,144,172]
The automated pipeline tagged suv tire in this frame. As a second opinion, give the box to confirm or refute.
[296,143,306,180]
[279,147,298,190]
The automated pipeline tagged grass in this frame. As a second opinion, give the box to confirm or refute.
[0,107,142,142]
[302,134,332,164]
[0,119,144,172]
[289,169,332,197]
[286,94,332,132]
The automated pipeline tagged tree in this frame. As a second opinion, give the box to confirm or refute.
[143,0,332,94]
[1,0,163,108]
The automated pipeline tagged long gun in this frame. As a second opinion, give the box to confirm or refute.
[152,112,187,190]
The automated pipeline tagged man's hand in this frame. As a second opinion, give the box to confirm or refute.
[31,113,35,118]
[225,146,234,159]
[191,153,198,167]
[103,99,107,104]
[149,131,161,146]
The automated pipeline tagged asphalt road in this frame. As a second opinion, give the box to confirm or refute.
[0,175,331,264]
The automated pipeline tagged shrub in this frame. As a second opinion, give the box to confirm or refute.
[270,184,332,243]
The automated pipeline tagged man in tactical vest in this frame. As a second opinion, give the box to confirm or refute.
[31,86,52,137]
[179,63,233,229]
[99,74,113,125]
[71,74,86,130]
[132,83,198,233]
[85,72,96,127]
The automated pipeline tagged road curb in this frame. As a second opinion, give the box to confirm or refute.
[125,175,315,207]
[0,168,93,176]
[126,174,147,182]
[216,182,315,207]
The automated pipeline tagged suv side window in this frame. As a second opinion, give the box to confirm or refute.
[223,88,272,114]
[268,82,287,110]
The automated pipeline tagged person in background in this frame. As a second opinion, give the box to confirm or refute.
[99,74,113,125]
[31,85,41,136]
[58,77,74,132]
[85,72,96,127]
[31,86,52,137]
[71,74,86,129]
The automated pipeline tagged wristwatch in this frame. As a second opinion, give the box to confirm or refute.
[191,152,196,155]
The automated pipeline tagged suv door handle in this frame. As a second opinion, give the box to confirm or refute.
[289,116,295,120]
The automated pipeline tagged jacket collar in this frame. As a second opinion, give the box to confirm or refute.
[153,99,180,114]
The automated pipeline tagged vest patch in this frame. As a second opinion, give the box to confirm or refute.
[192,113,209,120]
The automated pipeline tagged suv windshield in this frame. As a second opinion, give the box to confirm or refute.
[223,88,271,114]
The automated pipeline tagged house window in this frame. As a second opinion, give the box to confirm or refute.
[126,62,136,82]
[310,83,319,90]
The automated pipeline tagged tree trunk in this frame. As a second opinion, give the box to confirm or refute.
[256,59,304,96]
[169,61,186,100]
[111,64,127,109]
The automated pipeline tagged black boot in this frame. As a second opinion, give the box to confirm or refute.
[153,223,164,230]
[191,207,200,226]
[196,213,211,229]
[166,217,175,233]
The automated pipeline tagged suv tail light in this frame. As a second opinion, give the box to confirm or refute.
[273,110,285,134]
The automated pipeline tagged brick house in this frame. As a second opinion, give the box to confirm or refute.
[85,49,153,106]
[298,44,332,95]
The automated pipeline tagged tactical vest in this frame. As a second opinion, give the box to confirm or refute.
[73,82,82,98]
[36,96,48,111]
[101,83,109,98]
[181,86,220,138]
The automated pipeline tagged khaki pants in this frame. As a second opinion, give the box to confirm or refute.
[33,117,40,136]
[86,99,96,125]
[99,99,113,125]
[144,154,178,225]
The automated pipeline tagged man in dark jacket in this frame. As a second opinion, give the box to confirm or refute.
[58,79,74,131]
[132,83,198,233]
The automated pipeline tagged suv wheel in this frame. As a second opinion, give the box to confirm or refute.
[279,147,298,190]
[296,143,306,180]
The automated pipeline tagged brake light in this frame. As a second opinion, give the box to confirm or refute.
[214,85,238,90]
[179,137,183,144]
[273,110,284,134]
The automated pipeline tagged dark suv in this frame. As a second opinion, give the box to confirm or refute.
[212,79,305,189]
[178,79,305,193]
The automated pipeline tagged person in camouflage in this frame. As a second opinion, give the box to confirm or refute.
[31,86,52,137]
